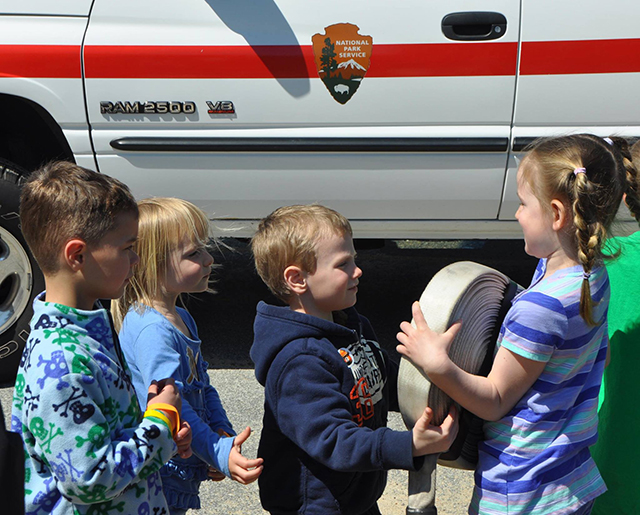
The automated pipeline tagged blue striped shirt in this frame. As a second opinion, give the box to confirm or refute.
[470,259,608,515]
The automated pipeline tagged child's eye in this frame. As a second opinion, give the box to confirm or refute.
[188,245,208,258]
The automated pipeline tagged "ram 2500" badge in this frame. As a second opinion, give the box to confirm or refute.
[100,101,196,114]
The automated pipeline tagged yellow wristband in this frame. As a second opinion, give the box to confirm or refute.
[148,403,180,436]
[144,409,173,434]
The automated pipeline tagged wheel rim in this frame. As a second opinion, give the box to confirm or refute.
[0,225,33,334]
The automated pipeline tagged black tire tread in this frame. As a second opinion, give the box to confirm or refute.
[0,158,36,386]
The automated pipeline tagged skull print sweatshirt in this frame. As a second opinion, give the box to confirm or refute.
[11,293,176,515]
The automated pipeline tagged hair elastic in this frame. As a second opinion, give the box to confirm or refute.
[583,271,591,281]
[574,167,587,175]
[603,137,614,146]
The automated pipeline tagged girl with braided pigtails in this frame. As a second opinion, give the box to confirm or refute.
[397,134,640,515]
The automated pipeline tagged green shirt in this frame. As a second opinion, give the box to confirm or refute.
[591,232,640,515]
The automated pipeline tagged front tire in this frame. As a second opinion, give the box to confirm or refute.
[0,160,43,386]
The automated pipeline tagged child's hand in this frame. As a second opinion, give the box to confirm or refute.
[228,426,264,485]
[175,421,192,458]
[146,379,183,436]
[147,378,182,414]
[396,301,462,376]
[208,466,226,481]
[411,406,459,457]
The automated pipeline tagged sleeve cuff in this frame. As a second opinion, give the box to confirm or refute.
[213,435,235,478]
[379,428,416,470]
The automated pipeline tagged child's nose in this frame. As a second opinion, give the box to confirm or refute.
[131,251,140,267]
[354,265,363,279]
[204,251,214,267]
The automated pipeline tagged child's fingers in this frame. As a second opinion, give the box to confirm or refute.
[146,381,159,404]
[442,405,458,428]
[421,406,434,425]
[240,456,264,469]
[396,329,410,348]
[231,450,263,469]
[411,301,429,328]
[439,406,459,441]
[155,377,178,394]
[396,329,417,358]
[176,421,191,441]
[413,407,434,433]
[234,464,263,485]
[233,426,252,449]
[175,421,192,458]
[445,321,463,341]
[398,320,414,335]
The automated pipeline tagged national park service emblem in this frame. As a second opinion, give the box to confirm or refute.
[312,23,373,104]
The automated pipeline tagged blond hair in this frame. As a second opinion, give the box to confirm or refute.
[112,197,211,330]
[251,204,352,302]
[522,134,640,325]
[19,161,137,275]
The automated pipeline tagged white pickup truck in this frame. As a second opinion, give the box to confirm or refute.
[1,0,639,381]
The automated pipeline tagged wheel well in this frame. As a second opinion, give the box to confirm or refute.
[0,94,75,173]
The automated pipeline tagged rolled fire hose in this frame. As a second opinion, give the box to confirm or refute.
[397,261,519,515]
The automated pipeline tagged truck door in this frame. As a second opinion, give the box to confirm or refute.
[500,0,640,222]
[83,0,520,238]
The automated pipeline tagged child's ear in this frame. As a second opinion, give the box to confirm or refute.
[550,199,570,231]
[283,265,307,295]
[64,239,87,271]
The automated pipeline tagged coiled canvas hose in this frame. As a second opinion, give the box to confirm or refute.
[397,261,519,515]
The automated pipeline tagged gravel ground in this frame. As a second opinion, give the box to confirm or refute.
[1,369,474,514]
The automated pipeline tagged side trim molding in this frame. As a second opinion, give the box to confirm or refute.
[110,137,509,152]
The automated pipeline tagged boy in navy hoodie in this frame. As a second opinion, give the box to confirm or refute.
[250,204,458,515]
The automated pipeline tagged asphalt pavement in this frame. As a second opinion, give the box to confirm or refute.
[0,371,474,515]
[1,238,538,514]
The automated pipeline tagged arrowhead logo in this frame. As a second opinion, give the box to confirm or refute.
[312,23,373,104]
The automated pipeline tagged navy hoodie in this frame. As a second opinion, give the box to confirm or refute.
[251,301,418,515]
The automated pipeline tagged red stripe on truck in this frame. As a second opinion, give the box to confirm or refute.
[0,45,81,78]
[2,39,638,79]
[83,42,518,78]
[520,38,640,75]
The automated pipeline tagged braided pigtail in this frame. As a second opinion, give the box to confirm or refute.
[614,137,640,223]
[526,134,633,326]
[571,169,606,326]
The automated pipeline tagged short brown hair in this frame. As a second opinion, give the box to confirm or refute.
[251,204,352,301]
[19,161,138,274]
